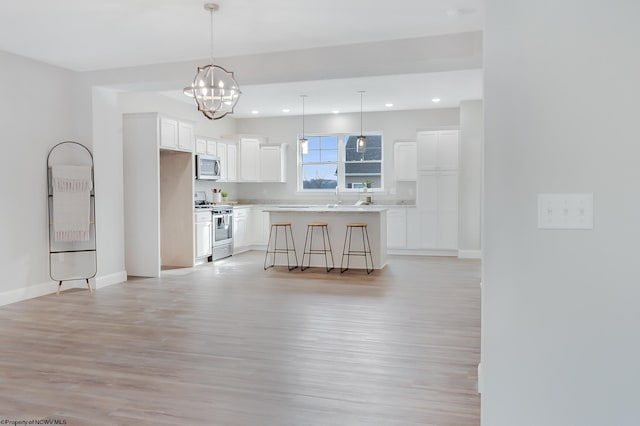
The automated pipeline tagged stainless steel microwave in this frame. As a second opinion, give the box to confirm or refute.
[195,155,221,180]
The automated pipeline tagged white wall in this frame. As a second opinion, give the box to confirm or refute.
[92,87,127,286]
[483,2,640,425]
[0,51,76,303]
[459,100,483,256]
[235,108,460,203]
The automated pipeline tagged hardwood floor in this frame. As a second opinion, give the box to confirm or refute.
[0,252,481,425]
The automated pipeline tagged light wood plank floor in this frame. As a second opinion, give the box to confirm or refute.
[0,252,480,425]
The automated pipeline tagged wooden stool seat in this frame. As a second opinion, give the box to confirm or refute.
[341,223,374,274]
[264,223,299,271]
[301,223,334,272]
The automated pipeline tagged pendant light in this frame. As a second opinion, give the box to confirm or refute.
[183,3,240,120]
[299,95,309,154]
[357,91,366,153]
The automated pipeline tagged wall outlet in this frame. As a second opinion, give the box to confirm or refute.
[537,193,593,229]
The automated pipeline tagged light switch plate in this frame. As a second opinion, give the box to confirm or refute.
[538,193,594,230]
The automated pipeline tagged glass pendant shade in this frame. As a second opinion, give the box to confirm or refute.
[300,137,309,154]
[356,135,366,153]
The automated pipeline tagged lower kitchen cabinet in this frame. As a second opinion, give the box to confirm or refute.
[386,208,407,249]
[233,207,250,252]
[249,207,270,246]
[194,212,212,260]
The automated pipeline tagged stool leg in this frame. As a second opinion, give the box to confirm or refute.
[286,224,298,271]
[264,225,274,270]
[364,226,374,274]
[322,225,334,272]
[341,226,352,273]
[301,225,311,271]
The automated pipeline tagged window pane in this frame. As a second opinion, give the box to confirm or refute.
[320,135,338,150]
[345,162,381,174]
[302,149,321,162]
[308,136,321,150]
[322,150,338,162]
[302,164,337,189]
[345,135,382,161]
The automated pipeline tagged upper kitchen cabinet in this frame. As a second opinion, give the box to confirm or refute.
[195,136,217,156]
[214,139,238,182]
[259,144,287,182]
[238,137,262,181]
[417,130,459,171]
[227,143,237,181]
[160,115,195,152]
[393,140,417,181]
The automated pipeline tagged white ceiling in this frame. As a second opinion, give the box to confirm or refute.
[0,0,484,116]
[162,69,483,118]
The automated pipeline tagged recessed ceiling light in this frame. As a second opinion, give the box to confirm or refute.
[332,110,340,114]
[385,103,394,108]
[432,98,441,103]
[282,108,290,113]
[251,110,259,114]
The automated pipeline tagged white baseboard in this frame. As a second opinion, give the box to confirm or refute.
[0,270,127,307]
[387,249,458,257]
[95,270,127,289]
[458,250,483,259]
[0,281,58,307]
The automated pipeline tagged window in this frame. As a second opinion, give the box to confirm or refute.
[344,134,382,189]
[298,133,383,191]
[300,135,338,189]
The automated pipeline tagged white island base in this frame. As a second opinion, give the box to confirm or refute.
[263,207,387,271]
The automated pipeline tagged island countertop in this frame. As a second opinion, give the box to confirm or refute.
[261,205,388,213]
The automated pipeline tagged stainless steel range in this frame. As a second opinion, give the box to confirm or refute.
[194,191,233,261]
[211,204,233,260]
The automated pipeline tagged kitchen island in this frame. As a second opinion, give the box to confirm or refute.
[262,206,387,270]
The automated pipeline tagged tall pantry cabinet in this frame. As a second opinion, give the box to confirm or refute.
[409,130,459,251]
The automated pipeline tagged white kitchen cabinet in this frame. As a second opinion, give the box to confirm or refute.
[216,142,228,181]
[386,207,407,248]
[393,141,417,181]
[194,212,212,259]
[206,139,217,155]
[195,137,206,154]
[159,117,178,149]
[178,121,195,152]
[196,137,218,155]
[417,130,459,171]
[227,143,237,181]
[239,137,261,181]
[413,171,458,250]
[160,116,194,152]
[249,206,270,246]
[259,144,287,182]
[233,207,250,251]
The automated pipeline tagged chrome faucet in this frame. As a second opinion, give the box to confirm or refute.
[335,186,342,205]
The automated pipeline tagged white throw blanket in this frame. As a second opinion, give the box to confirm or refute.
[52,165,93,242]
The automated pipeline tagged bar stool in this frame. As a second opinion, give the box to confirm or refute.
[340,223,374,274]
[264,222,299,271]
[301,222,334,272]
